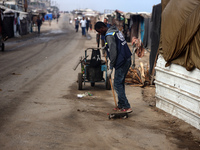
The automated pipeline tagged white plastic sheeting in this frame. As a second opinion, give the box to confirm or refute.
[155,55,200,130]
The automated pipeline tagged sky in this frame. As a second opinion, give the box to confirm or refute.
[55,0,161,13]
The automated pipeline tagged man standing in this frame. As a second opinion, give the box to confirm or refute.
[86,18,90,32]
[75,18,79,32]
[95,22,132,113]
[17,13,21,36]
[36,16,42,34]
[101,18,110,54]
[80,17,87,36]
[48,16,51,26]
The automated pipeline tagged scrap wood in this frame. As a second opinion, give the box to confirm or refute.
[126,72,132,78]
[125,78,133,83]
[125,63,150,86]
[125,68,143,84]
[132,79,140,84]
[125,81,134,84]
[138,62,145,83]
[130,84,144,87]
[125,77,132,81]
[129,67,137,73]
[134,73,143,83]
[145,69,150,83]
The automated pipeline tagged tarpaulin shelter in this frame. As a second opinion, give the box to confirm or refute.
[149,3,162,75]
[31,11,39,26]
[20,17,28,35]
[143,17,152,50]
[155,0,200,130]
[3,7,29,37]
[128,13,151,43]
[129,14,140,39]
[17,11,29,35]
[113,10,125,32]
[160,0,200,71]
[121,12,151,43]
[1,6,15,38]
[2,14,14,38]
[45,13,53,20]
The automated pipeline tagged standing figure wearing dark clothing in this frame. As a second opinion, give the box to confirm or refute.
[86,18,90,32]
[17,13,20,35]
[75,19,79,32]
[89,23,92,30]
[37,16,42,34]
[57,13,59,23]
[95,21,133,113]
[101,18,111,54]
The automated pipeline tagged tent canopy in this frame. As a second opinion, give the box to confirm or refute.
[160,0,200,71]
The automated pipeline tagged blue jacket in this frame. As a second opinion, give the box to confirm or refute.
[105,26,132,69]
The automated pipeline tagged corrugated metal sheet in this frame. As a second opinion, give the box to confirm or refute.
[155,55,200,130]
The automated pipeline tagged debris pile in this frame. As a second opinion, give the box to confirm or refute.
[125,62,150,86]
[77,92,93,98]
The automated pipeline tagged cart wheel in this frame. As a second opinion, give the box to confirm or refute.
[78,73,83,90]
[91,82,95,87]
[1,43,4,51]
[106,77,111,90]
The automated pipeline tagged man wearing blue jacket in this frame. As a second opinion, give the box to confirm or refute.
[95,22,132,113]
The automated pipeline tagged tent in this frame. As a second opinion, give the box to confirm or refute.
[45,13,53,20]
[160,0,200,71]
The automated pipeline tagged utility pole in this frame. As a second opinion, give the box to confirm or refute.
[24,0,28,12]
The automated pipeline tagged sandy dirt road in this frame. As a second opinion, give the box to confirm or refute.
[0,14,200,150]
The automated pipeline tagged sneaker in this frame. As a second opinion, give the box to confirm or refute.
[120,108,133,113]
[113,107,121,111]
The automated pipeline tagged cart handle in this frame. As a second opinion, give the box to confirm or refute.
[84,47,101,52]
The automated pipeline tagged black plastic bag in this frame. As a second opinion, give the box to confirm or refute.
[90,49,101,67]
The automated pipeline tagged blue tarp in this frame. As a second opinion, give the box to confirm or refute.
[140,17,144,42]
[44,13,52,20]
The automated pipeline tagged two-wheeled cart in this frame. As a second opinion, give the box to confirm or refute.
[0,35,5,51]
[75,48,111,90]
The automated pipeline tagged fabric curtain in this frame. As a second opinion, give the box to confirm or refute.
[160,0,200,71]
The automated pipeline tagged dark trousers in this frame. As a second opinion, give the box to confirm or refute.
[38,26,41,34]
[96,34,100,47]
[114,57,131,109]
[17,24,20,34]
[82,27,86,35]
[75,25,79,32]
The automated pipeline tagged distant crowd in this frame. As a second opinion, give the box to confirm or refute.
[70,17,92,36]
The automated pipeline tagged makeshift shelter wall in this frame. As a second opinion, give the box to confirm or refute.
[149,3,162,75]
[160,0,200,71]
[155,55,200,130]
[140,17,144,42]
[0,12,1,34]
[20,18,28,35]
[2,15,14,38]
[129,15,140,39]
[19,13,29,35]
[129,15,147,43]
[106,15,113,25]
[155,0,200,131]
[113,19,124,32]
[45,13,53,20]
[88,16,98,30]
[124,19,130,42]
[143,17,152,50]
[0,7,15,39]
[0,9,4,36]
